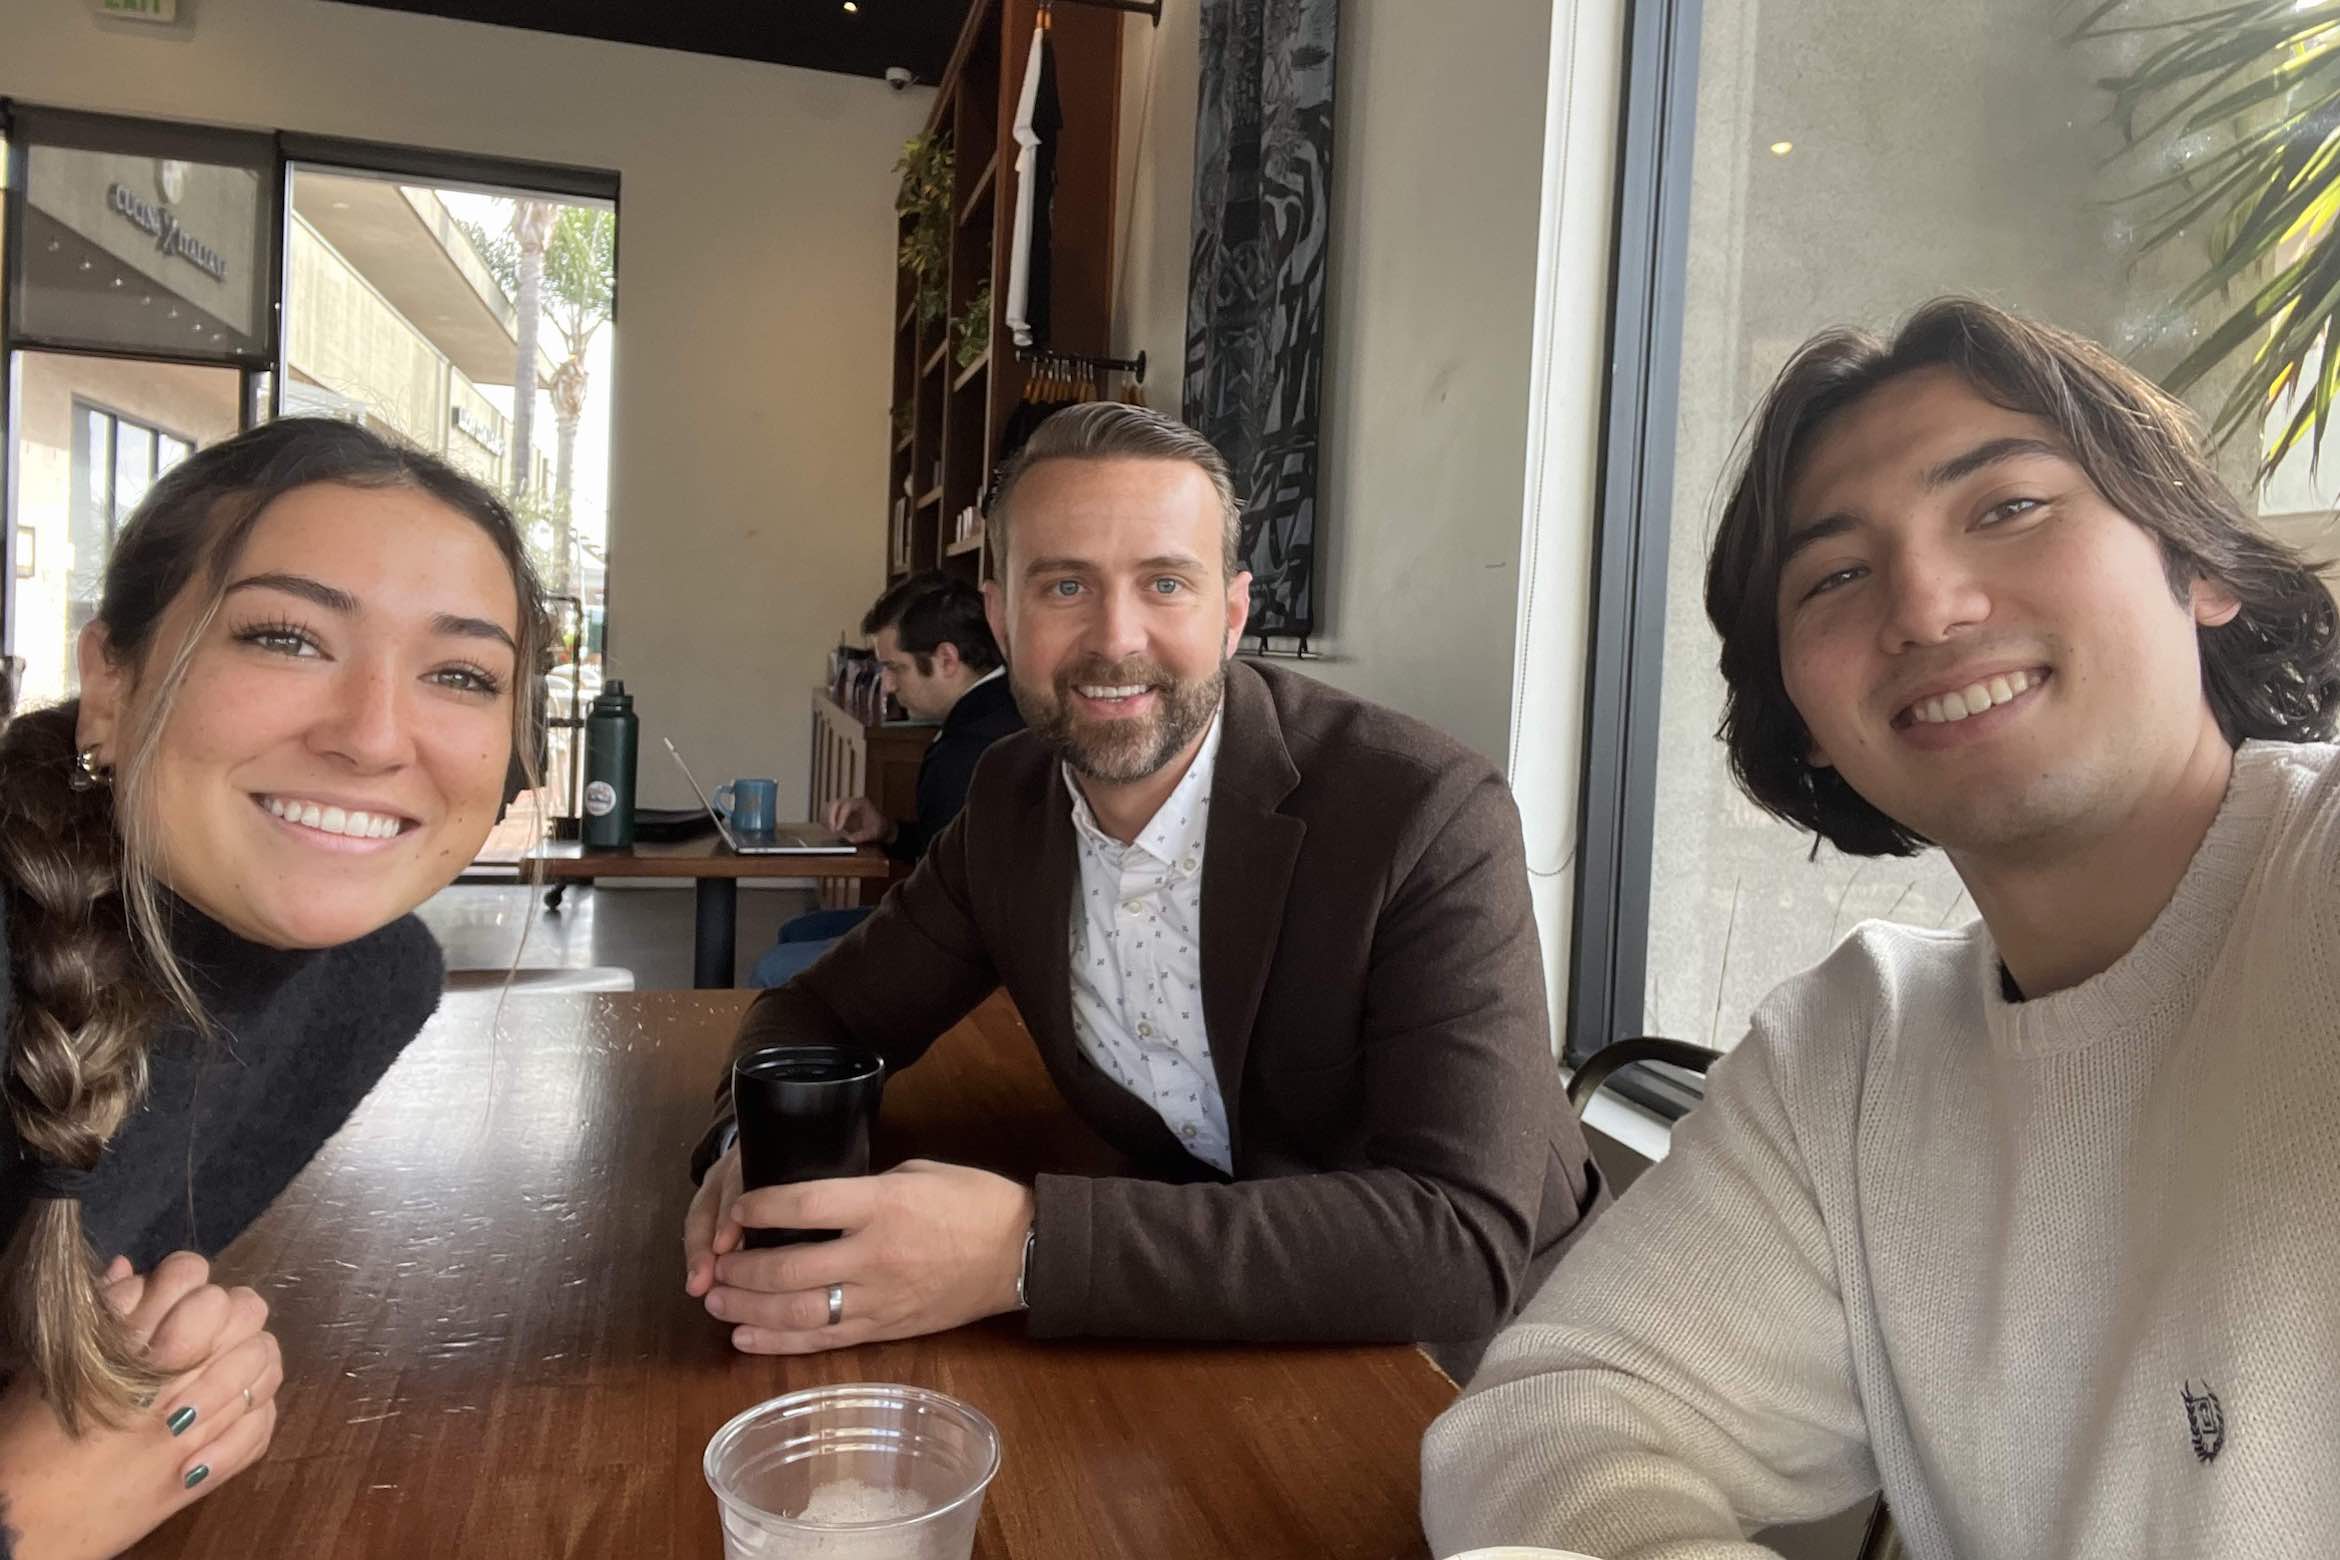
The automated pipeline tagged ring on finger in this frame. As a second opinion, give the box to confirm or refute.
[241,1385,254,1412]
[826,1283,845,1327]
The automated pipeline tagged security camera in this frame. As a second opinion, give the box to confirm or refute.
[884,66,915,91]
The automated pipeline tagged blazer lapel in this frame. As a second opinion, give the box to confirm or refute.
[1033,763,1079,1060]
[1198,662,1304,1153]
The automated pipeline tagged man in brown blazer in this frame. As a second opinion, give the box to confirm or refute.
[682,404,1600,1356]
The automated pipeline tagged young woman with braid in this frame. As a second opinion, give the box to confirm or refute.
[0,417,545,1558]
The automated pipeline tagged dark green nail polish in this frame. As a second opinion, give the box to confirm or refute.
[183,1464,210,1490]
[166,1405,197,1436]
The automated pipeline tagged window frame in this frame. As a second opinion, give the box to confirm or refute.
[73,391,198,535]
[1566,0,1710,1118]
[56,394,208,689]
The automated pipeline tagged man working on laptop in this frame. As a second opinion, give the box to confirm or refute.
[750,572,1023,987]
[1423,298,2340,1558]
[684,403,1600,1354]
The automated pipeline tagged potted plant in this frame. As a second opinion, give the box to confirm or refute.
[955,280,992,370]
[896,133,956,328]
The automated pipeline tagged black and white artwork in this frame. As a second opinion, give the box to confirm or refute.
[1182,0,1338,640]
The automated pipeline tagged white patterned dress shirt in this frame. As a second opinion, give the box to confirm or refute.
[1064,710,1232,1173]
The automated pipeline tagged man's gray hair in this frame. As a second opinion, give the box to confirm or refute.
[989,403,1244,577]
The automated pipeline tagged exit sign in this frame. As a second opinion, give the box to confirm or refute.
[96,0,179,21]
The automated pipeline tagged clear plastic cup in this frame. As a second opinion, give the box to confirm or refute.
[703,1383,1001,1560]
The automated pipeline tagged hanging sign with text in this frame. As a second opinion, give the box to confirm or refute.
[106,182,230,283]
[95,0,179,22]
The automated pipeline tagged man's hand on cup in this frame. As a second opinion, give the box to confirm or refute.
[682,1145,747,1300]
[696,1160,1034,1354]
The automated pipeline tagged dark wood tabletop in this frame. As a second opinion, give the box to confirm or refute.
[130,990,1455,1559]
[528,837,898,880]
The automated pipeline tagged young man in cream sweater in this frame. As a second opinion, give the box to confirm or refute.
[1423,298,2340,1560]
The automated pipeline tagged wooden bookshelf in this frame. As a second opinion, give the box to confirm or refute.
[959,151,1000,226]
[884,0,1125,588]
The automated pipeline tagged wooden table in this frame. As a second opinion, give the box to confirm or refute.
[529,838,898,987]
[132,991,1455,1559]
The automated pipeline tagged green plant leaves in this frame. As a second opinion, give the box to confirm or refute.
[895,134,957,327]
[2087,0,2340,475]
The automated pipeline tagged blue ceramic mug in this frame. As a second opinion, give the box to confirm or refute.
[714,777,779,835]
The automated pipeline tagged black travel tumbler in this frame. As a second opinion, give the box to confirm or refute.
[731,1043,887,1249]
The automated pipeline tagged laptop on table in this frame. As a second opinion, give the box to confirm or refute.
[663,739,854,855]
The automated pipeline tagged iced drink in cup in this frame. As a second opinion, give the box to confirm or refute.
[703,1383,1000,1559]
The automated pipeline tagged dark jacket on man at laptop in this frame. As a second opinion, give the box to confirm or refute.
[888,671,1025,863]
[695,660,1603,1348]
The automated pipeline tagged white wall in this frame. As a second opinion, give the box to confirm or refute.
[1113,0,1557,766]
[3,0,927,810]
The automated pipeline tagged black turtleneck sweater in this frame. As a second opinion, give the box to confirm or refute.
[0,895,444,1268]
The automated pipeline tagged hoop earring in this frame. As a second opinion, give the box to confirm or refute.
[70,747,112,792]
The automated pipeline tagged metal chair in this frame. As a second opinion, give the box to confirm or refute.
[1570,1036,1902,1560]
[1566,1035,1726,1112]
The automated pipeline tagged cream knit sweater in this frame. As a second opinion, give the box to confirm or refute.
[1424,741,2340,1560]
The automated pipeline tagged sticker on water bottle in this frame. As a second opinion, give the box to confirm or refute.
[584,780,617,817]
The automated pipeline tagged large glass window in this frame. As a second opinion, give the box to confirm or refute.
[4,106,619,856]
[12,112,274,362]
[11,355,240,706]
[65,399,196,660]
[281,165,618,835]
[1593,0,2340,1063]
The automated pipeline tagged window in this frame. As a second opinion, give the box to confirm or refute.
[280,162,618,831]
[12,111,276,363]
[9,353,241,707]
[62,398,198,682]
[4,106,618,851]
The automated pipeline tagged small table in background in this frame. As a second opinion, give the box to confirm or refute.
[527,837,899,988]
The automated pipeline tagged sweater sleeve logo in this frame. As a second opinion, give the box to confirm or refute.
[2181,1381,2226,1463]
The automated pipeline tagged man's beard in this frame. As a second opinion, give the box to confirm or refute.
[1015,654,1226,784]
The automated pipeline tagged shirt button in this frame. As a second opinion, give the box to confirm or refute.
[1137,1022,1152,1037]
[1181,1123,1198,1139]
[1123,900,1141,916]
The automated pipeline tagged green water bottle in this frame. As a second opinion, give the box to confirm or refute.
[581,681,638,848]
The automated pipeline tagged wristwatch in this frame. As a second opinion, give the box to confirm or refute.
[1014,1224,1037,1312]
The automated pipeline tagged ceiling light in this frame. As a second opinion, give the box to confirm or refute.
[1770,141,1794,156]
[331,200,350,210]
[843,1,858,10]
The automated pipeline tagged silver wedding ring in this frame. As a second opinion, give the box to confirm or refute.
[826,1283,845,1327]
[241,1385,254,1412]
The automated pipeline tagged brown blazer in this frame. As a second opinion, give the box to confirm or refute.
[699,659,1601,1345]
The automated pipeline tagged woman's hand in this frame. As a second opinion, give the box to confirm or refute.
[0,1252,282,1560]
